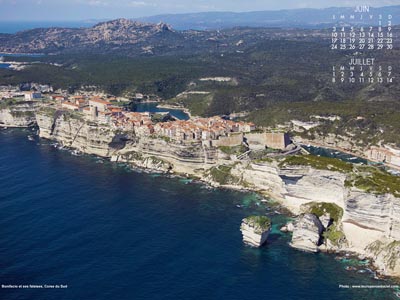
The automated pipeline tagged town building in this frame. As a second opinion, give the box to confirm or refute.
[24,92,42,100]
[366,146,400,167]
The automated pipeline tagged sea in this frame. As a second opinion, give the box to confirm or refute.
[0,21,94,34]
[0,128,399,300]
[133,102,189,120]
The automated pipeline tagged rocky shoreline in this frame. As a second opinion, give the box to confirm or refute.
[2,103,400,279]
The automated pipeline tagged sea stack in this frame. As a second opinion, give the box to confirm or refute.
[290,213,324,253]
[241,216,272,247]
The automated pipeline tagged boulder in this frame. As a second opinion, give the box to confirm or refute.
[280,222,294,232]
[241,216,271,247]
[290,213,324,253]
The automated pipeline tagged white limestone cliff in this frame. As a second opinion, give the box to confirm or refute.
[290,213,324,252]
[241,216,271,247]
[0,102,38,127]
[30,108,400,278]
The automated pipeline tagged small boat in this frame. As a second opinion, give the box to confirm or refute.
[349,157,358,160]
[345,266,357,271]
[236,204,242,208]
[27,135,35,141]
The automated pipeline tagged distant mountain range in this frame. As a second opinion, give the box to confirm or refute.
[138,6,400,30]
[0,18,329,56]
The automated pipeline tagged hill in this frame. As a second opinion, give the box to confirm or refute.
[139,6,400,30]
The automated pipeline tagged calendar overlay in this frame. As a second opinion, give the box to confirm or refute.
[331,5,395,84]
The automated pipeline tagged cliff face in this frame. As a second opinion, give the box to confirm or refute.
[115,138,217,174]
[241,216,271,247]
[36,108,217,172]
[33,108,400,278]
[290,213,324,252]
[0,102,38,127]
[237,162,400,276]
[36,110,127,157]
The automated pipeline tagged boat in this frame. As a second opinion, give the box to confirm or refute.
[28,135,35,141]
[236,204,242,208]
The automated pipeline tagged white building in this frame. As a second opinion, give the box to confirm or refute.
[24,92,42,100]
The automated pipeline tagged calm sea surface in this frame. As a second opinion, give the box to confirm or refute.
[133,102,189,120]
[0,129,398,300]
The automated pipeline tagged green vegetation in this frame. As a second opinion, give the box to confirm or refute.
[0,98,18,109]
[123,151,143,161]
[159,136,172,143]
[323,226,345,246]
[248,100,400,147]
[167,93,213,117]
[302,202,344,246]
[62,110,84,121]
[244,216,272,234]
[149,156,167,166]
[208,164,241,185]
[9,110,35,118]
[279,154,400,197]
[278,154,353,173]
[346,167,400,197]
[218,145,247,155]
[1,32,400,148]
[0,98,33,109]
[303,202,343,223]
[38,106,57,117]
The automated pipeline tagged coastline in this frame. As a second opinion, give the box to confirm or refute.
[18,127,394,281]
[29,126,400,280]
[156,103,193,118]
[2,104,400,280]
[295,138,400,172]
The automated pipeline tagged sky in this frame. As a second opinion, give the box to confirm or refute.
[1,0,400,21]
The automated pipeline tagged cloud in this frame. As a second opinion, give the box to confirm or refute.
[87,0,109,6]
[128,1,156,7]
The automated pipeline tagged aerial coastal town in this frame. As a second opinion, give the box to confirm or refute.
[0,84,290,151]
[1,83,400,170]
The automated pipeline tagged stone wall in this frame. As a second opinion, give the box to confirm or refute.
[212,133,243,147]
[245,132,290,150]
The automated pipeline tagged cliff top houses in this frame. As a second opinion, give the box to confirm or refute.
[366,145,400,168]
[56,94,289,149]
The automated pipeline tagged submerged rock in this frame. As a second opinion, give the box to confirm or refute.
[290,213,324,253]
[241,216,272,247]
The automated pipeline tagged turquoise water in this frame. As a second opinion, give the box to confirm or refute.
[303,145,368,164]
[133,102,189,120]
[0,129,398,300]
